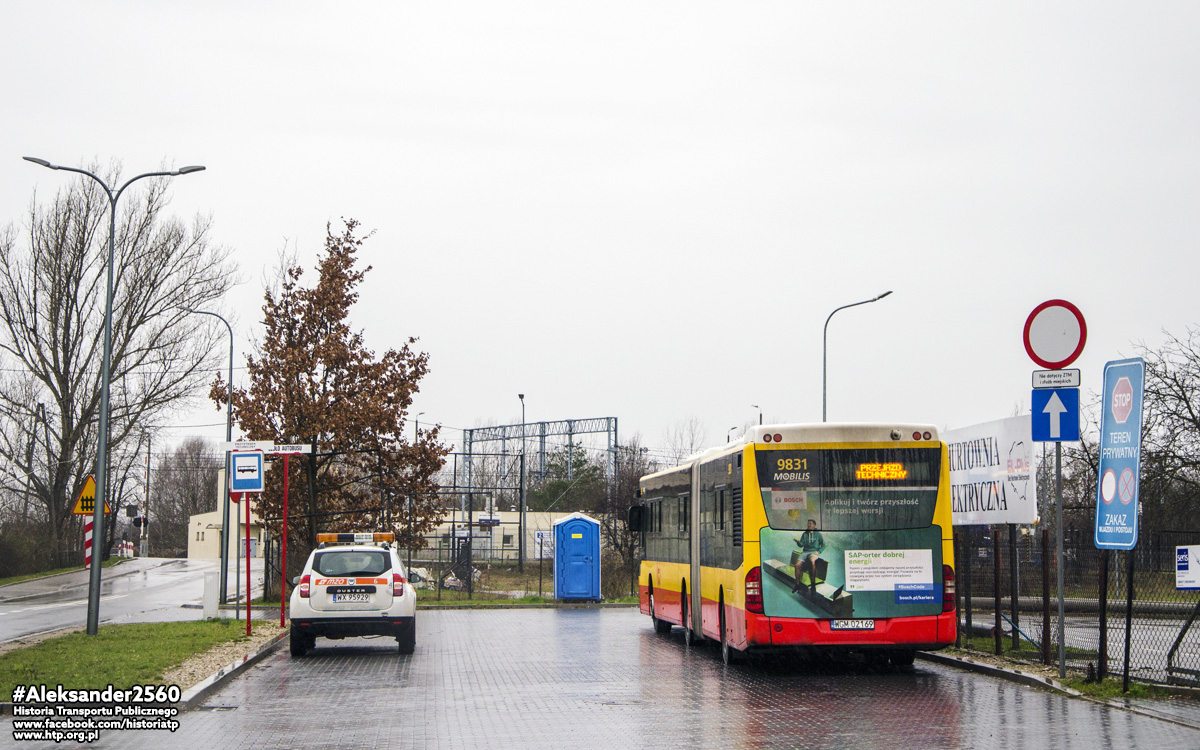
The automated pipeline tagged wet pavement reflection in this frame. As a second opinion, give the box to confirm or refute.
[5,608,1198,749]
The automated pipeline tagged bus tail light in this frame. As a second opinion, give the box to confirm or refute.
[393,573,406,597]
[299,574,311,599]
[942,564,955,613]
[745,567,764,614]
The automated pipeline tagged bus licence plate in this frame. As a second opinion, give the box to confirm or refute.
[830,619,875,630]
[333,593,371,603]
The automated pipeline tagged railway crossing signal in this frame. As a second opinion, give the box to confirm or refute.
[71,476,111,515]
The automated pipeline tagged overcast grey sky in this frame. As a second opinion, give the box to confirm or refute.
[4,3,1199,457]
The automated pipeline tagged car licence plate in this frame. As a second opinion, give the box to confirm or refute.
[830,619,875,630]
[333,593,371,603]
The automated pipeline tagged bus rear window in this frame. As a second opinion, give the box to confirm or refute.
[756,447,940,531]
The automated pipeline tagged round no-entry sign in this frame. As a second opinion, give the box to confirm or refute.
[1024,299,1087,370]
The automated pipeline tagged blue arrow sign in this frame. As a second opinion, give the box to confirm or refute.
[1031,388,1080,442]
[1095,358,1145,550]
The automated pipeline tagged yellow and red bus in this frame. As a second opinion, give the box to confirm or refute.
[632,423,956,665]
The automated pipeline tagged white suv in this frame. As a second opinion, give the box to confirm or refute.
[289,533,417,656]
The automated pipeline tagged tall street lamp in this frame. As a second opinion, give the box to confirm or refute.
[751,404,762,425]
[182,307,234,603]
[518,394,526,574]
[823,291,892,423]
[24,157,204,635]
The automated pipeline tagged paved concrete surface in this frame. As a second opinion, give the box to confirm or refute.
[6,608,1200,749]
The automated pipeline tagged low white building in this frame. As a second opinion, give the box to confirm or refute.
[186,468,265,560]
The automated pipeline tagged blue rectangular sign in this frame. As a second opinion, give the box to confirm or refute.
[230,451,264,493]
[1094,358,1145,550]
[1031,388,1080,442]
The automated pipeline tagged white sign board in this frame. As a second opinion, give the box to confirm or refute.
[535,530,554,560]
[1033,369,1081,389]
[1177,546,1200,591]
[844,549,935,603]
[944,415,1037,525]
[222,440,275,452]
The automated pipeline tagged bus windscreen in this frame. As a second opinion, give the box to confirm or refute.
[756,447,940,531]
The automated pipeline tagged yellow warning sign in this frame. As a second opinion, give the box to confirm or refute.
[72,476,110,515]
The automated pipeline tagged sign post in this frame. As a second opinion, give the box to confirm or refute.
[1094,358,1145,693]
[1023,299,1086,679]
[222,441,312,628]
[228,450,264,636]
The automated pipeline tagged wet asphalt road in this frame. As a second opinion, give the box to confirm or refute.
[6,608,1198,749]
[0,558,263,643]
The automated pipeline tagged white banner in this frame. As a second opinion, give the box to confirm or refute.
[944,415,1037,526]
[1178,546,1200,591]
[844,549,933,592]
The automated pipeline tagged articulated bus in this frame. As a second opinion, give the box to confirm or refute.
[630,423,956,665]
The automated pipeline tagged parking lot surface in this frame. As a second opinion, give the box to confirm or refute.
[7,608,1200,749]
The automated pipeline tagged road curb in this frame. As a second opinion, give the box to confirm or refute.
[178,630,289,711]
[918,650,1200,731]
[917,650,1083,696]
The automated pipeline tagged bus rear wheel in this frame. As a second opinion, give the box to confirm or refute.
[720,602,737,665]
[890,649,916,668]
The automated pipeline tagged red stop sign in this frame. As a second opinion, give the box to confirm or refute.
[1112,377,1134,423]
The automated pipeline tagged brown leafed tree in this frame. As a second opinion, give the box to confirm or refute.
[211,219,448,578]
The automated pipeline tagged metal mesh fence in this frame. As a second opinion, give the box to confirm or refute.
[955,525,1200,685]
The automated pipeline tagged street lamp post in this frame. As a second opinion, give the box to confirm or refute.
[822,291,893,423]
[24,157,204,635]
[518,394,526,574]
[751,404,762,425]
[182,307,234,603]
[141,431,151,558]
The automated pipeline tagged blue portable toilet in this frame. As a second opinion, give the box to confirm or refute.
[553,512,601,601]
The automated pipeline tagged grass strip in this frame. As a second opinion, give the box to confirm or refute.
[0,619,271,701]
[1062,677,1173,699]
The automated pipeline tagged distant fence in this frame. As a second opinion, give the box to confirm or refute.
[955,526,1200,685]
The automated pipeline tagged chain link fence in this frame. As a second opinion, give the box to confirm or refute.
[955,525,1200,685]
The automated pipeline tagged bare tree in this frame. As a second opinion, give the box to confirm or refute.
[663,416,710,465]
[1139,328,1200,489]
[598,434,657,598]
[149,437,221,557]
[0,165,234,566]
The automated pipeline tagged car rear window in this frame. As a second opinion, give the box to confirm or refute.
[312,550,391,577]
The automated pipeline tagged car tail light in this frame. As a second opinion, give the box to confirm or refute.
[393,573,406,597]
[745,566,764,614]
[299,574,310,599]
[942,564,955,613]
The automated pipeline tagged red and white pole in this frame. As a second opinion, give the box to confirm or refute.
[84,518,94,568]
[245,492,252,636]
[280,454,290,628]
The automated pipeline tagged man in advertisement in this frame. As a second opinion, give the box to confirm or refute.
[791,519,826,595]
